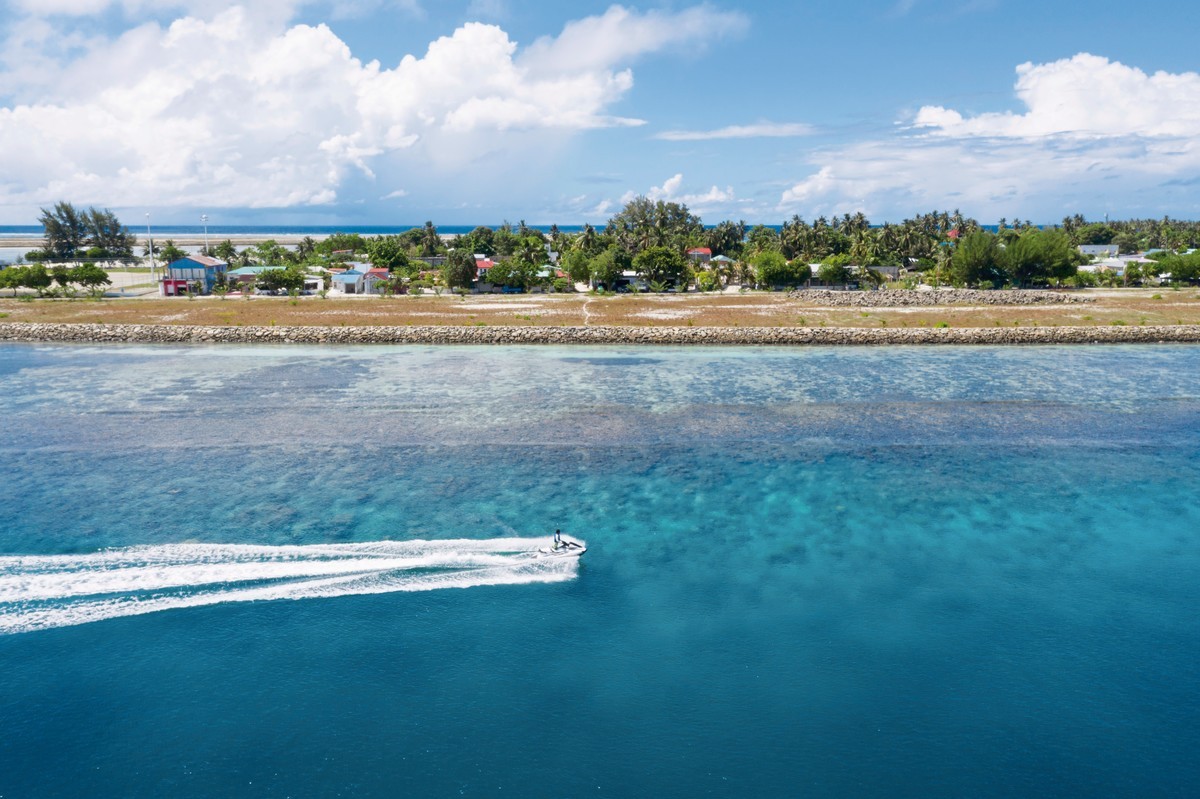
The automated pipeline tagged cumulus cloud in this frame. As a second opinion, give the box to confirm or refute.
[622,173,735,210]
[913,53,1200,139]
[654,122,813,141]
[781,53,1200,219]
[0,3,737,216]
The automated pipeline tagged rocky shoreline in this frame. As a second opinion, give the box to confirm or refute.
[788,288,1093,306]
[3,322,1198,346]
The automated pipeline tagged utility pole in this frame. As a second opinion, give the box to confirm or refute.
[145,213,155,280]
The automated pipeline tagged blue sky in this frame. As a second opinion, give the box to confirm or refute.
[1,0,1198,226]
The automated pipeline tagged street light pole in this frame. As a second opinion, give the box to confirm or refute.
[145,212,155,280]
[201,214,209,255]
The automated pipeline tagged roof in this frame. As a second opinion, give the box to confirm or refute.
[332,272,362,283]
[181,255,227,267]
[687,247,712,256]
[710,255,734,263]
[476,258,495,268]
[227,266,277,275]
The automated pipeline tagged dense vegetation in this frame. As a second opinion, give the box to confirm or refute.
[31,202,137,261]
[0,262,112,297]
[14,199,1200,295]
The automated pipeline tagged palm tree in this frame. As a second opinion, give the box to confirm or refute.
[576,224,601,256]
[297,236,316,261]
[213,239,238,263]
[420,221,441,257]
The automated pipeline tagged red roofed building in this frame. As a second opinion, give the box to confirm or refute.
[687,247,713,263]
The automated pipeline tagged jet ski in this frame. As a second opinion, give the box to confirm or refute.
[537,537,587,558]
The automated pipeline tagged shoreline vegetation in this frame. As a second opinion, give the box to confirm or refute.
[10,202,1200,296]
[5,201,1200,346]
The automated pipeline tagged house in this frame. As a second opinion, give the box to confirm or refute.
[1080,259,1124,275]
[331,268,366,294]
[227,266,279,285]
[475,258,495,279]
[362,268,391,295]
[866,265,900,281]
[687,247,713,264]
[1079,244,1120,258]
[161,255,228,296]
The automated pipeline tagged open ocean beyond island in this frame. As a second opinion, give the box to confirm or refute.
[1,343,1198,797]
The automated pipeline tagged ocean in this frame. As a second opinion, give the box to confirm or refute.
[1,343,1198,797]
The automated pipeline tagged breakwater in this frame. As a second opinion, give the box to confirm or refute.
[788,289,1093,306]
[3,322,1198,345]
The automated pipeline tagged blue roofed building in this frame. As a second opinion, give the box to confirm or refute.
[331,268,366,294]
[161,255,228,296]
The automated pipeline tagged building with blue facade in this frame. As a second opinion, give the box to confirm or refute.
[161,255,228,296]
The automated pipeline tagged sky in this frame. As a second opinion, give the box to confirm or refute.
[0,0,1198,226]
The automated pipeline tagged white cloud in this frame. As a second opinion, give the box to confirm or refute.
[781,53,1200,220]
[654,122,813,141]
[380,188,408,199]
[0,3,730,216]
[520,4,749,73]
[913,53,1200,139]
[622,173,735,211]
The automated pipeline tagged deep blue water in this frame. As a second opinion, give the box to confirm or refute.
[1,343,1198,797]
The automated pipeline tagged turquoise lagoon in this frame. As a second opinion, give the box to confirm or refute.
[1,343,1198,797]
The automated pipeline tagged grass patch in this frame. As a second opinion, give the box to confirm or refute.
[1,290,1199,329]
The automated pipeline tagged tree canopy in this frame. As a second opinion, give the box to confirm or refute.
[442,250,476,288]
[366,236,412,273]
[632,246,688,286]
[39,202,136,260]
[950,232,1006,287]
[606,197,702,255]
[1005,229,1079,287]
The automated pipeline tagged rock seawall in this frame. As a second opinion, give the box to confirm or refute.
[2,322,1198,346]
[787,289,1092,306]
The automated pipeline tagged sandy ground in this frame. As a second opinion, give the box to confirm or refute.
[3,287,1199,329]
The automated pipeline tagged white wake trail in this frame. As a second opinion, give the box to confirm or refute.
[0,538,582,635]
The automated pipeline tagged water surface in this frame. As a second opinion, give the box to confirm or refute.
[1,343,1198,797]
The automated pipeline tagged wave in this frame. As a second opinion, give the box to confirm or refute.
[0,538,582,635]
